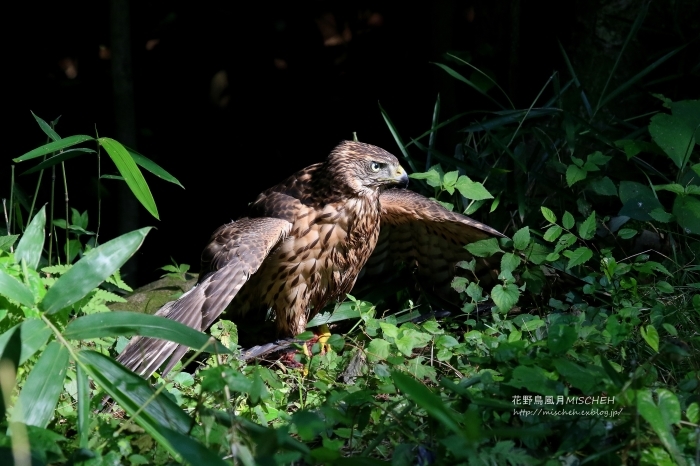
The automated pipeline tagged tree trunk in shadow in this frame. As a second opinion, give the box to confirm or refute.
[110,0,139,285]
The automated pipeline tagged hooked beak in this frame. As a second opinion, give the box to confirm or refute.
[392,165,409,188]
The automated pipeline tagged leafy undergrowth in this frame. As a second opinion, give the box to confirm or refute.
[0,208,698,465]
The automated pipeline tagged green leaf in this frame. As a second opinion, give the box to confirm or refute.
[76,350,192,459]
[157,426,228,466]
[410,168,442,188]
[465,282,483,302]
[649,113,695,169]
[562,212,575,230]
[0,234,20,252]
[0,320,52,365]
[566,165,587,186]
[578,211,596,240]
[554,233,578,253]
[454,176,494,200]
[522,242,550,265]
[0,269,35,307]
[543,225,562,242]
[586,151,612,166]
[618,181,664,221]
[587,177,617,196]
[98,138,159,220]
[654,183,685,194]
[563,247,593,269]
[649,208,674,223]
[500,253,521,275]
[31,111,61,141]
[505,365,555,395]
[40,228,151,314]
[636,389,686,466]
[673,195,700,234]
[615,139,663,159]
[545,252,560,262]
[519,319,545,332]
[547,324,577,355]
[13,342,69,428]
[21,148,96,175]
[391,371,463,435]
[395,329,431,357]
[491,283,519,313]
[552,359,601,393]
[443,171,458,192]
[76,365,89,448]
[670,99,700,140]
[687,402,699,424]
[512,227,530,250]
[14,135,95,162]
[618,228,638,239]
[465,238,503,257]
[641,325,659,352]
[64,312,230,354]
[541,206,557,224]
[366,339,391,362]
[15,205,46,270]
[126,147,184,189]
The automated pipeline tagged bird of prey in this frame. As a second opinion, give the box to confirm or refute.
[117,141,505,378]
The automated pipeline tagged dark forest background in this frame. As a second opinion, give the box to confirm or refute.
[5,0,699,286]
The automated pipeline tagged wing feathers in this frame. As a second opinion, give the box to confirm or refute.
[360,189,505,300]
[116,217,292,378]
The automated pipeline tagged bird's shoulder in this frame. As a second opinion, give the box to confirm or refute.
[248,163,328,222]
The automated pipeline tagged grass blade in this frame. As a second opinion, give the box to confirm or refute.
[598,46,684,110]
[378,102,421,174]
[557,41,593,118]
[445,53,514,109]
[433,63,506,110]
[426,94,441,169]
[594,3,648,114]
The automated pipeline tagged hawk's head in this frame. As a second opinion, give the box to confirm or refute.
[326,141,409,196]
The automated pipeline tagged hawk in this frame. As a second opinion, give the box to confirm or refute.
[117,141,505,377]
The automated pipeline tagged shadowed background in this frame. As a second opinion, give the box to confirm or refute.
[4,0,698,285]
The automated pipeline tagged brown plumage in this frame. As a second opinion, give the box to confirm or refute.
[117,141,505,377]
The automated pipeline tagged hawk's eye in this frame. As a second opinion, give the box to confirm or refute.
[370,162,383,172]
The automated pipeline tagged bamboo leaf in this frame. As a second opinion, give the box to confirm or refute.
[40,228,151,314]
[99,138,159,220]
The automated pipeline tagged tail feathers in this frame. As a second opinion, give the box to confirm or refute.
[115,301,193,378]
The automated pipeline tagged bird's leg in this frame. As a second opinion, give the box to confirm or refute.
[316,324,332,353]
[304,324,332,357]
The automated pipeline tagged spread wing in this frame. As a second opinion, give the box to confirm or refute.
[360,189,506,302]
[116,217,292,378]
